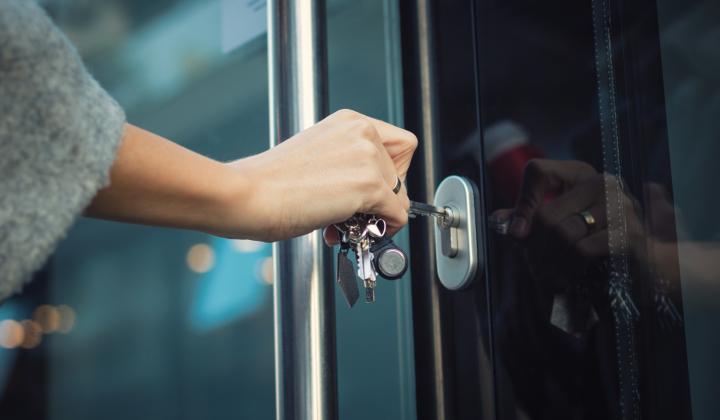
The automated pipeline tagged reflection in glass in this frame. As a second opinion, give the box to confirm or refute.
[458,0,719,418]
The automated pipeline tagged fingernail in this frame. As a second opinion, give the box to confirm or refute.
[509,217,528,237]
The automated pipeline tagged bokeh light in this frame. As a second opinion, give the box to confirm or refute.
[260,257,274,285]
[186,243,215,273]
[33,305,61,333]
[56,305,77,334]
[0,320,25,349]
[20,320,42,349]
[231,239,264,253]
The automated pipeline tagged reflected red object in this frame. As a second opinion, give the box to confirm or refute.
[484,121,545,208]
[488,144,545,207]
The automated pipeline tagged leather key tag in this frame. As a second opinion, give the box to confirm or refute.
[337,249,359,308]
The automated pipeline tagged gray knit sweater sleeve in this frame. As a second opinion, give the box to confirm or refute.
[0,1,126,299]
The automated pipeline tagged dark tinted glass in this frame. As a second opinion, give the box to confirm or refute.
[440,0,719,418]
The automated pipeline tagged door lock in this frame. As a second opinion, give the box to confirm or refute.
[433,176,481,290]
[410,176,483,290]
[437,205,459,258]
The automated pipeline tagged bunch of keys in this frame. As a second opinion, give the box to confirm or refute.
[334,214,408,307]
[334,200,462,308]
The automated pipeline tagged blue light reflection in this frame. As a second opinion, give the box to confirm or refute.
[189,238,271,331]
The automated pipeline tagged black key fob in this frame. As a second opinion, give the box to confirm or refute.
[370,237,408,280]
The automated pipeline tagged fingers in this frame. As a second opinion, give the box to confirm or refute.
[510,159,597,238]
[366,116,417,146]
[324,184,407,248]
[489,208,514,234]
[331,109,418,181]
[322,109,414,238]
[366,122,409,198]
[511,160,558,238]
[336,110,407,188]
[370,184,409,235]
[533,174,605,230]
[553,202,607,245]
[342,110,412,225]
[363,141,410,234]
[366,116,418,180]
[365,117,414,213]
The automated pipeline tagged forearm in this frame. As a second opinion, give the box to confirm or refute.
[85,124,251,236]
[86,110,415,243]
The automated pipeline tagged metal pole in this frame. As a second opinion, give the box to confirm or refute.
[267,1,337,420]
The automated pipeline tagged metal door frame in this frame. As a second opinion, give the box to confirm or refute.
[400,0,497,419]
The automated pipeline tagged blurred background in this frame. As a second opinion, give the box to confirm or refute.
[0,1,415,419]
[1,0,719,419]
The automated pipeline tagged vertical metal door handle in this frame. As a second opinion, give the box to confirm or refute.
[267,1,337,419]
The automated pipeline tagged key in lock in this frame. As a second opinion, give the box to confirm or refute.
[409,176,482,291]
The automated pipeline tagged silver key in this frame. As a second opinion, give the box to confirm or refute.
[360,238,376,302]
[336,213,388,304]
[362,217,387,302]
[355,239,367,282]
[409,200,447,219]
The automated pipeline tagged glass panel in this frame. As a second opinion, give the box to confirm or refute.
[0,1,273,419]
[657,1,720,419]
[446,0,717,418]
[0,1,417,418]
[327,0,416,419]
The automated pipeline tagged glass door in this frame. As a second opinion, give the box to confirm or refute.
[471,0,694,418]
[405,0,720,419]
[327,1,416,419]
[0,1,275,419]
[0,1,416,419]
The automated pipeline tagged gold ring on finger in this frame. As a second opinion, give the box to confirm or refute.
[578,210,597,233]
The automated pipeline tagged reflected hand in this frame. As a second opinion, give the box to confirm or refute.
[227,109,417,242]
[492,159,644,288]
[501,159,598,238]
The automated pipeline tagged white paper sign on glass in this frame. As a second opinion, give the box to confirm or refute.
[221,0,267,53]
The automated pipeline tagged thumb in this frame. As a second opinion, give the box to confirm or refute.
[510,160,549,238]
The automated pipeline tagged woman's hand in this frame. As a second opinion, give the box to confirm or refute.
[225,109,417,242]
[86,110,417,243]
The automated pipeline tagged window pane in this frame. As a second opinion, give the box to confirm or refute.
[327,0,416,419]
[462,0,713,418]
[0,1,274,419]
[657,1,720,419]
